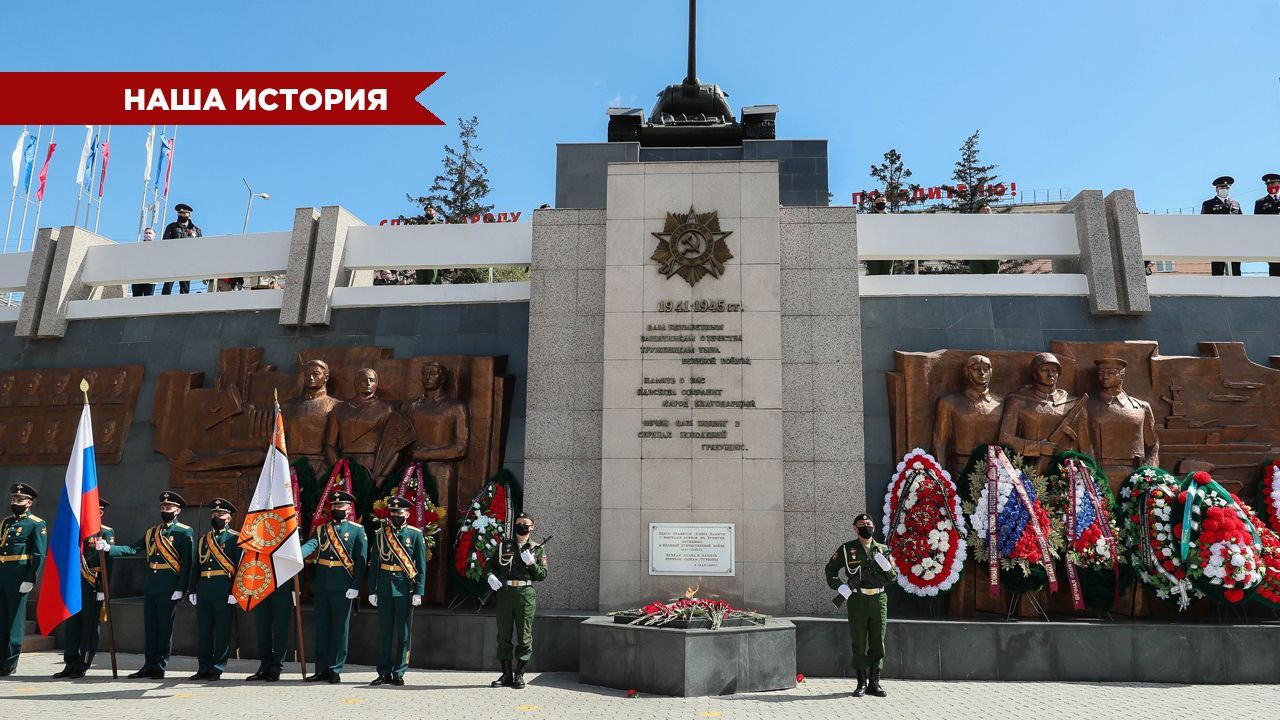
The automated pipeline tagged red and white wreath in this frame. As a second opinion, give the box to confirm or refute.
[881,448,967,597]
[1261,460,1280,533]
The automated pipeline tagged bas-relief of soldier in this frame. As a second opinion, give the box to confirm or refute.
[998,352,1091,472]
[1088,357,1159,489]
[404,362,470,506]
[0,375,14,408]
[283,360,342,478]
[932,354,1003,479]
[323,368,411,489]
[16,374,41,407]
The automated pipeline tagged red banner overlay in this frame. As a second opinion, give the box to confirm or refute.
[0,72,445,125]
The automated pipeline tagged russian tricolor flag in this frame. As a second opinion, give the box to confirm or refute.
[36,400,101,635]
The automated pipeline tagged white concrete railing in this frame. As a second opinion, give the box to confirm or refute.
[330,222,532,308]
[0,252,32,322]
[67,232,291,319]
[1139,215,1280,297]
[856,213,1088,296]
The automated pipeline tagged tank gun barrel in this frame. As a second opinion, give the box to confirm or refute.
[684,0,699,86]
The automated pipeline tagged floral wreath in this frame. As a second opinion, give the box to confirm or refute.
[453,469,520,588]
[1260,461,1280,534]
[1046,453,1124,611]
[1233,495,1280,608]
[1177,471,1262,604]
[881,448,967,597]
[964,445,1060,596]
[1118,466,1199,609]
[372,462,447,561]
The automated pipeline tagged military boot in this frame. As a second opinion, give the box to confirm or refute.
[512,659,527,689]
[867,668,887,697]
[490,660,512,688]
[852,668,866,697]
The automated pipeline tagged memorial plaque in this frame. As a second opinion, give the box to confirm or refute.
[649,522,736,576]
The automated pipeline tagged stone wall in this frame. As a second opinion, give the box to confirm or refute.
[0,303,529,594]
[860,294,1280,618]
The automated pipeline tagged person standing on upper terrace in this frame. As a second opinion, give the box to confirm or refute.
[1255,173,1280,276]
[1202,176,1242,276]
[161,203,202,295]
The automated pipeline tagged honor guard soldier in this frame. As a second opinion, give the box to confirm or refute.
[368,497,426,687]
[825,513,896,699]
[1202,176,1243,276]
[97,491,194,679]
[300,490,366,684]
[54,498,112,679]
[1256,173,1280,276]
[187,498,242,681]
[487,512,547,690]
[0,483,46,676]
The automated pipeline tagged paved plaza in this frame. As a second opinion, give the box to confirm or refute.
[0,651,1273,720]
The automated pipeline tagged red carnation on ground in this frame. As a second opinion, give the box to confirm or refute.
[626,689,639,698]
[796,674,806,683]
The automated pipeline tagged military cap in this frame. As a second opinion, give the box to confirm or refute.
[1264,173,1280,185]
[98,498,110,508]
[1030,352,1062,371]
[209,497,237,514]
[1213,176,1235,187]
[173,203,194,213]
[1094,357,1128,370]
[385,497,412,510]
[328,490,356,504]
[10,483,37,500]
[853,513,874,525]
[159,490,187,508]
[515,511,532,521]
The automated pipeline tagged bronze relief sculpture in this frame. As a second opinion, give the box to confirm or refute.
[0,366,142,465]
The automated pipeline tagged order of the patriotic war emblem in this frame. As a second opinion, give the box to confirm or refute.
[651,207,733,286]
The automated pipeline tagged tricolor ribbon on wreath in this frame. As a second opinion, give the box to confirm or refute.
[1062,458,1120,610]
[986,445,1058,596]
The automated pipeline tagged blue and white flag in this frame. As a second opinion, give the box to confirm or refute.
[142,125,155,184]
[74,125,93,187]
[9,128,28,190]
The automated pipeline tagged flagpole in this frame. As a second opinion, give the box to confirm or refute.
[83,127,101,229]
[28,127,55,254]
[16,125,41,250]
[93,126,112,235]
[272,389,309,680]
[137,126,155,241]
[73,125,90,229]
[159,126,178,230]
[3,126,26,253]
[82,378,119,679]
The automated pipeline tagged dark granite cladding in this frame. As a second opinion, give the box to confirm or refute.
[794,617,1280,684]
[578,617,797,696]
[0,303,529,577]
[75,600,584,673]
[861,294,1280,619]
[555,140,829,209]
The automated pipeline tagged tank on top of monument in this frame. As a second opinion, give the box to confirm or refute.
[606,0,777,146]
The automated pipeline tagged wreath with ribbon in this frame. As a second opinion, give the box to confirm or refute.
[1260,461,1280,534]
[1178,471,1262,604]
[372,462,447,561]
[1046,452,1126,611]
[453,468,523,596]
[964,445,1060,596]
[1234,495,1280,608]
[1118,466,1200,610]
[881,448,967,597]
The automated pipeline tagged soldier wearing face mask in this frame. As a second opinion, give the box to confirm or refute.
[1255,173,1280,276]
[0,483,46,677]
[187,498,242,681]
[54,498,112,679]
[96,491,194,680]
[487,512,547,690]
[1202,176,1243,276]
[865,194,893,276]
[825,513,896,699]
[300,490,367,684]
[367,497,426,687]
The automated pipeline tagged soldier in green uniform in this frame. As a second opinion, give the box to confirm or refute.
[54,497,112,679]
[187,498,242,681]
[300,490,366,684]
[97,491,195,680]
[487,512,547,690]
[244,574,292,682]
[367,497,426,687]
[824,512,896,698]
[0,483,47,676]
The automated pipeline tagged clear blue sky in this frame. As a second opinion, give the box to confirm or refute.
[1,0,1277,247]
